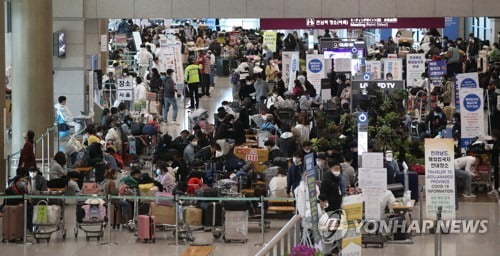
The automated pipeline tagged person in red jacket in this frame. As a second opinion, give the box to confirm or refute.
[18,130,36,174]
[292,79,305,98]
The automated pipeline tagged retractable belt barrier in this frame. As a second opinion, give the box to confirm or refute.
[0,194,296,246]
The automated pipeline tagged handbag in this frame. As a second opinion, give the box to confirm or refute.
[33,200,61,225]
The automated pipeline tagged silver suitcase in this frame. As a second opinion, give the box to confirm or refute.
[223,210,248,243]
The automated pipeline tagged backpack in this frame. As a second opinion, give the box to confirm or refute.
[74,149,90,167]
[230,72,240,85]
[142,124,157,135]
[131,122,144,136]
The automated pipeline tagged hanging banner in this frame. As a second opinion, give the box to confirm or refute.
[425,138,455,220]
[306,54,326,94]
[282,51,299,91]
[263,31,277,52]
[455,72,479,109]
[365,60,382,80]
[383,58,403,80]
[460,88,484,148]
[132,31,142,51]
[428,60,447,87]
[406,54,426,88]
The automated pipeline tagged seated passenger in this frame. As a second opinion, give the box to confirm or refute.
[49,152,81,194]
[455,155,480,198]
[269,168,288,198]
[26,167,48,193]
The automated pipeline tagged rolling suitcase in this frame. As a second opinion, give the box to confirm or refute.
[2,205,24,242]
[137,215,155,243]
[199,202,223,227]
[395,171,419,202]
[150,203,176,225]
[184,206,203,226]
[223,210,248,243]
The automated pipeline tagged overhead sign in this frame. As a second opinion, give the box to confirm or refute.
[425,139,456,220]
[260,17,445,30]
[351,80,405,92]
[406,54,426,88]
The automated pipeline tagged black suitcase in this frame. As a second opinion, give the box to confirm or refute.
[223,201,249,211]
[395,171,419,202]
[199,202,223,227]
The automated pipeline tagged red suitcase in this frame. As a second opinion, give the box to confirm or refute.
[137,215,155,243]
[2,205,24,242]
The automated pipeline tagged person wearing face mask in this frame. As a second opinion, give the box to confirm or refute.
[266,89,284,109]
[265,140,283,162]
[103,169,132,226]
[155,161,177,194]
[384,150,400,185]
[314,153,329,182]
[319,161,344,213]
[426,106,447,137]
[3,176,33,231]
[183,135,198,165]
[26,167,48,193]
[287,152,304,197]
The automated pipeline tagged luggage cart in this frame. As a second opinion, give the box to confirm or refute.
[74,200,106,241]
[32,195,67,243]
[174,199,195,243]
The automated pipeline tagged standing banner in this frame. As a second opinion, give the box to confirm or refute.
[455,72,479,110]
[365,60,382,80]
[460,88,485,148]
[263,31,277,52]
[428,60,447,87]
[305,153,320,243]
[282,51,299,91]
[425,139,455,220]
[341,195,363,256]
[383,58,403,80]
[306,54,326,94]
[358,152,386,221]
[406,54,426,87]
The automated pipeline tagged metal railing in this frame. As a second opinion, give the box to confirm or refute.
[5,124,59,187]
[255,214,302,256]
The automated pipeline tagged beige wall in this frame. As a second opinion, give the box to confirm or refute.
[83,0,500,18]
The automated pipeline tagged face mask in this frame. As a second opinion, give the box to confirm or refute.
[156,169,161,176]
[97,132,103,137]
[19,181,26,188]
[304,149,311,153]
[273,94,278,98]
[293,157,301,165]
[316,160,323,167]
[191,141,198,146]
[215,151,223,158]
[29,172,37,178]
[332,171,341,177]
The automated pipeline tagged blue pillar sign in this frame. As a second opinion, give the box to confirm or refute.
[357,112,368,157]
